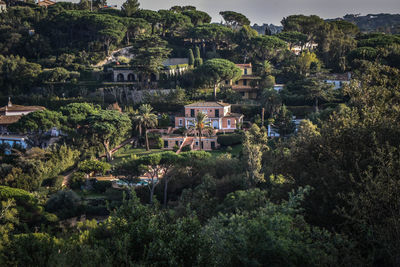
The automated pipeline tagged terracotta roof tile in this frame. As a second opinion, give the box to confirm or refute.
[185,102,230,107]
[236,63,252,68]
[0,104,45,112]
[0,115,22,125]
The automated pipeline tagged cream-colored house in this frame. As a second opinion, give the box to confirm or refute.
[225,63,260,99]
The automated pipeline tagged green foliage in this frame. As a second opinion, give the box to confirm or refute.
[188,49,195,66]
[9,110,64,147]
[158,9,192,37]
[182,10,211,26]
[121,0,140,17]
[158,113,170,127]
[219,11,250,27]
[195,58,241,98]
[69,172,86,190]
[60,102,100,129]
[202,188,359,266]
[130,35,172,82]
[249,35,287,62]
[93,180,112,193]
[273,105,296,137]
[0,186,34,203]
[39,67,79,83]
[189,24,233,52]
[217,134,243,147]
[0,55,42,95]
[276,31,307,47]
[1,145,79,191]
[242,124,268,185]
[132,104,158,151]
[181,145,191,152]
[79,160,111,175]
[172,144,179,152]
[2,233,58,267]
[45,190,81,220]
[85,110,131,161]
[296,51,321,75]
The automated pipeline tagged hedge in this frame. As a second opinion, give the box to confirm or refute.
[0,185,34,203]
[217,134,243,147]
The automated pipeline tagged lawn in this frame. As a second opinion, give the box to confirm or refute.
[111,145,163,165]
[111,144,242,164]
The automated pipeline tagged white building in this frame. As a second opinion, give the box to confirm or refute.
[322,72,351,89]
[109,58,189,82]
[0,1,6,13]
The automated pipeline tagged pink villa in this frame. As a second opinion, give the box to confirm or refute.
[162,102,244,151]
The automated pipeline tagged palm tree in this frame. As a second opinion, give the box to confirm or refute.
[192,112,212,150]
[134,104,158,151]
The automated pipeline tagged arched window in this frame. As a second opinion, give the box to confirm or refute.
[117,73,124,82]
[127,73,135,81]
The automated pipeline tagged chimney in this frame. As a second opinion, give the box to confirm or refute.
[7,97,12,107]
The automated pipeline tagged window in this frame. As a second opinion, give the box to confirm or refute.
[215,109,219,118]
[235,81,239,85]
[190,109,195,117]
[179,119,183,126]
[164,140,168,148]
[244,68,248,75]
[211,141,215,149]
[199,109,207,115]
[243,79,247,86]
[175,141,179,146]
[195,141,199,146]
[227,119,231,127]
[116,73,124,82]
[225,80,229,84]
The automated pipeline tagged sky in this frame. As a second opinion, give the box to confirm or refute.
[100,0,400,25]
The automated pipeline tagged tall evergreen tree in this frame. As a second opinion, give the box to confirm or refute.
[188,48,195,66]
[121,0,140,17]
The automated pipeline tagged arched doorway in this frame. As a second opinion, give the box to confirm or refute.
[127,73,135,81]
[117,73,124,82]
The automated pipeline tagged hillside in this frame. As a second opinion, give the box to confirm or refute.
[329,13,400,33]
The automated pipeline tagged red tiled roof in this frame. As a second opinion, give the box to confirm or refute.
[236,63,252,68]
[37,0,56,7]
[0,115,22,125]
[0,104,45,112]
[185,102,230,107]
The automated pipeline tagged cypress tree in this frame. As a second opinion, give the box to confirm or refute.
[188,49,195,66]
[194,46,203,67]
[194,46,201,59]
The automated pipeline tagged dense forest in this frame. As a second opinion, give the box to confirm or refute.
[1,0,400,266]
